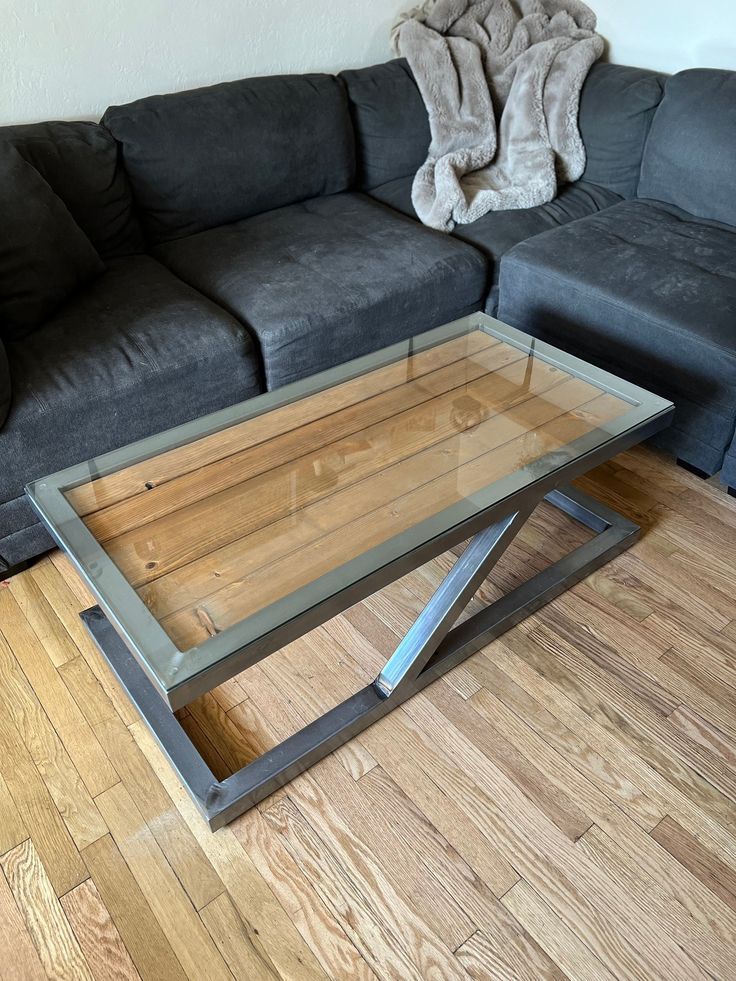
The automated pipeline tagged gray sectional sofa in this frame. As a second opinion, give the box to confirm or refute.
[1,58,734,572]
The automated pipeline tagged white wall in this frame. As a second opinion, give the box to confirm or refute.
[4,1,736,126]
[595,0,736,74]
[0,0,400,125]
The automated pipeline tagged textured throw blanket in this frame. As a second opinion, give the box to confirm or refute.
[393,0,604,231]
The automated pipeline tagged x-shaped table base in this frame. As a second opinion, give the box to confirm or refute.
[82,484,638,830]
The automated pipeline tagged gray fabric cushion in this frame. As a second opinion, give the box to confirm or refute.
[0,120,143,258]
[0,254,261,504]
[497,199,736,476]
[0,342,9,429]
[578,63,665,198]
[369,175,621,313]
[340,59,430,190]
[341,59,664,201]
[0,142,106,341]
[721,442,736,489]
[0,503,54,572]
[638,69,736,226]
[103,74,356,244]
[156,192,488,390]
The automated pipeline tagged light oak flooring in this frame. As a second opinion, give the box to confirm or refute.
[1,445,735,980]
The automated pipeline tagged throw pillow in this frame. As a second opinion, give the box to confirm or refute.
[0,141,105,341]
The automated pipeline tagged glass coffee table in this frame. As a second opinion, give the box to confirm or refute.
[27,314,673,829]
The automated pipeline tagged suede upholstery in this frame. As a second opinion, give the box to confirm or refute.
[0,254,260,510]
[0,343,9,429]
[343,60,665,200]
[156,192,488,389]
[0,143,106,340]
[103,74,356,244]
[340,59,430,190]
[498,200,736,475]
[0,120,143,258]
[578,63,665,198]
[3,60,736,571]
[369,175,621,313]
[638,69,736,226]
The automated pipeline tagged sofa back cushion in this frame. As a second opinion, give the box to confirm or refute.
[0,120,143,258]
[103,74,355,244]
[340,59,430,190]
[638,69,736,225]
[578,63,665,198]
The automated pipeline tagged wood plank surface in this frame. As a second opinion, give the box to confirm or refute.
[68,331,500,517]
[64,330,634,654]
[1,445,735,980]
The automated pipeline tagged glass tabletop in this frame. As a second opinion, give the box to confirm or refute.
[26,313,673,705]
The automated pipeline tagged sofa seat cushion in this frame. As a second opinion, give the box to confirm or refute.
[497,200,736,474]
[369,176,620,313]
[0,254,261,503]
[155,192,489,390]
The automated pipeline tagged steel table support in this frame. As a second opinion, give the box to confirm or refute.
[82,483,640,830]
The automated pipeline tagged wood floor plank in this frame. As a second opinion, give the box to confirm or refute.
[248,620,520,901]
[0,627,108,851]
[7,572,81,667]
[668,704,736,769]
[233,806,379,980]
[452,927,566,981]
[465,653,666,830]
[0,769,28,856]
[1,838,93,981]
[488,634,736,901]
[129,721,330,981]
[650,815,736,913]
[0,866,47,981]
[94,782,232,981]
[261,794,472,981]
[60,878,142,981]
[81,834,187,981]
[0,589,119,799]
[519,612,736,832]
[578,823,736,980]
[0,697,87,897]
[501,879,616,981]
[90,711,223,912]
[29,558,106,661]
[199,892,282,981]
[397,695,709,980]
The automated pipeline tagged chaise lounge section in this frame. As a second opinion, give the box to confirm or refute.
[497,70,736,487]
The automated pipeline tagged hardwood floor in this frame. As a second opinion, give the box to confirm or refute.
[1,445,735,980]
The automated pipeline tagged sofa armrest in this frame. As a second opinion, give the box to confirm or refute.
[0,340,11,429]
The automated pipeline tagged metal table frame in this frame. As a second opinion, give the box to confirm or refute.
[27,314,674,830]
[80,483,636,829]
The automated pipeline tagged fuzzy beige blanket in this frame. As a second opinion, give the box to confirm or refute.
[393,0,604,231]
